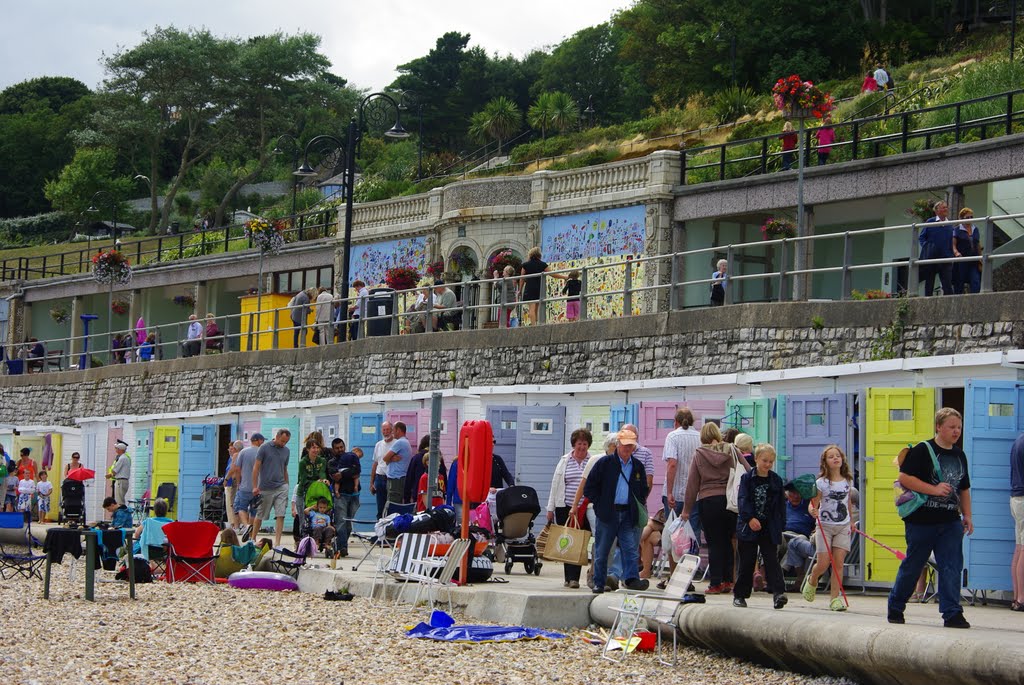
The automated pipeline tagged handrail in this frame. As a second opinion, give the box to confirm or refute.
[0,208,338,282]
[681,88,1024,185]
[7,211,1024,376]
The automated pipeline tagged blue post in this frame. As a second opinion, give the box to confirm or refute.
[79,314,99,370]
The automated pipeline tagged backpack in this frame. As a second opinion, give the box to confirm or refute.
[116,556,153,583]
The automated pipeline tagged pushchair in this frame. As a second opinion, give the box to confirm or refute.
[59,478,86,526]
[199,475,226,526]
[494,485,542,576]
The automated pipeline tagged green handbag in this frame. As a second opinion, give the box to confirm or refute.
[894,441,942,519]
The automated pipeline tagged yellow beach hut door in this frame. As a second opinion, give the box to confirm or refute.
[864,388,934,583]
[151,426,181,519]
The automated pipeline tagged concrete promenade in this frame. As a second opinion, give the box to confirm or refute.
[300,547,1024,685]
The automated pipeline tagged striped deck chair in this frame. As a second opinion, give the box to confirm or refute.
[369,533,432,604]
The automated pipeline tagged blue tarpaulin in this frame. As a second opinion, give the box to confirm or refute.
[405,623,568,643]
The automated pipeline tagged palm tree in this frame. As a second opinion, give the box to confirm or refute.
[469,96,521,156]
[528,92,556,140]
[547,91,580,135]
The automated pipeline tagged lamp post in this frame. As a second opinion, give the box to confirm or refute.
[87,190,119,243]
[272,134,300,218]
[295,93,410,341]
[394,90,425,180]
[583,95,596,129]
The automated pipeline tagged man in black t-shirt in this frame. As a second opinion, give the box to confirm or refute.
[888,408,974,629]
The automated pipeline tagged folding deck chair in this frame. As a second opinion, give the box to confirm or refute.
[369,532,432,604]
[397,538,472,613]
[164,521,219,584]
[0,512,45,580]
[604,553,700,665]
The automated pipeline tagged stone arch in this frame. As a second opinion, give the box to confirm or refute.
[483,242,528,278]
[446,243,480,279]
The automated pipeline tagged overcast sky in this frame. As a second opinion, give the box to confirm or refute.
[1,0,633,92]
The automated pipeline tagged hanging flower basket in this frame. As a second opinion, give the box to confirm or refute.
[384,266,421,291]
[111,299,129,315]
[449,248,477,275]
[772,75,834,119]
[173,294,196,308]
[92,250,133,285]
[486,249,521,277]
[244,217,285,254]
[49,305,70,324]
[761,217,797,240]
[905,199,936,223]
[426,260,445,279]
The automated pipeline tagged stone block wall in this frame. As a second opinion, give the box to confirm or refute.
[1,293,1021,427]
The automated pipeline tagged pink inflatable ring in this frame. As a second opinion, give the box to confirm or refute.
[228,570,299,591]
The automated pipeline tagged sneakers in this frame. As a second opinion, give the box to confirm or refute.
[943,613,971,629]
[563,581,571,588]
[705,583,729,594]
[733,597,747,608]
[887,609,905,624]
[829,597,846,612]
[568,580,580,589]
[774,593,788,610]
[592,587,605,594]
[801,578,816,602]
[624,578,650,591]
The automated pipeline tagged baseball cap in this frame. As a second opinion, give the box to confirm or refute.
[617,429,638,445]
[250,433,266,442]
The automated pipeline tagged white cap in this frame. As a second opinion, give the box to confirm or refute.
[114,440,129,450]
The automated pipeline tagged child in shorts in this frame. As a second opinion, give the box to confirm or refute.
[4,471,17,512]
[304,497,336,554]
[803,444,857,611]
[36,471,53,523]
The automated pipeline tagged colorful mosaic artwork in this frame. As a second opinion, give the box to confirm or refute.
[541,205,647,320]
[350,237,428,289]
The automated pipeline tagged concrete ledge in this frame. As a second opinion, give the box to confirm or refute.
[297,566,592,629]
[591,590,1024,685]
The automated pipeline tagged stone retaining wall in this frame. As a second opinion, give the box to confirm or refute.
[2,293,1021,426]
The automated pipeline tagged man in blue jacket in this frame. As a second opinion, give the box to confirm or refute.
[584,428,650,594]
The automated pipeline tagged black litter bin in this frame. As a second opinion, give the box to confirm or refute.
[364,287,395,337]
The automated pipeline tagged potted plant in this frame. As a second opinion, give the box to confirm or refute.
[761,217,797,240]
[111,299,129,315]
[244,217,285,254]
[906,199,936,223]
[173,294,196,308]
[384,266,421,292]
[425,260,445,280]
[92,250,133,285]
[449,248,477,276]
[487,249,521,277]
[772,75,834,119]
[49,304,70,324]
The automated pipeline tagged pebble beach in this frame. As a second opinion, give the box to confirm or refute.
[0,565,861,685]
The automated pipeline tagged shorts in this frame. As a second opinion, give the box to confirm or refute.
[233,489,259,516]
[258,486,289,520]
[1012,496,1024,545]
[17,493,32,513]
[4,494,15,509]
[37,495,50,513]
[814,521,851,553]
[566,300,580,320]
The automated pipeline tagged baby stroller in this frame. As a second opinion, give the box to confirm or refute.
[494,485,542,576]
[200,475,226,526]
[59,478,86,526]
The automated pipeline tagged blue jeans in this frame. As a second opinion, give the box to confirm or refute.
[333,494,360,552]
[373,474,388,520]
[593,507,641,589]
[888,519,965,620]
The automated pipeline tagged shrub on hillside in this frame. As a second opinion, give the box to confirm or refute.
[0,211,72,244]
[711,87,762,125]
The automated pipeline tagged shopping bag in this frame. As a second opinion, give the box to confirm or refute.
[670,520,696,562]
[725,445,743,514]
[541,520,591,566]
[536,524,549,557]
[470,501,492,533]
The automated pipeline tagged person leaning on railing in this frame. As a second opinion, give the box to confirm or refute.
[204,313,224,353]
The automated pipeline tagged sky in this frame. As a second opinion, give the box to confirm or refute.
[0,0,634,92]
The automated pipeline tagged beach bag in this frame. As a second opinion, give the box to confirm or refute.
[725,446,743,514]
[470,501,492,533]
[894,442,941,518]
[670,520,696,562]
[541,519,590,566]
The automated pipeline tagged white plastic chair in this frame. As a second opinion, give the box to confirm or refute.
[397,538,471,613]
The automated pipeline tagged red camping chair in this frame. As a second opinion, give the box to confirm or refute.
[164,521,220,584]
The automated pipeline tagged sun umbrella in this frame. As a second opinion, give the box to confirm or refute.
[65,467,96,482]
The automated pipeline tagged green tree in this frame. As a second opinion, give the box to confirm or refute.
[528,91,579,139]
[469,96,521,155]
[43,146,131,218]
[0,76,90,115]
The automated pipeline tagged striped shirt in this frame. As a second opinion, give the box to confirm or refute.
[634,444,654,480]
[664,427,701,501]
[563,454,589,507]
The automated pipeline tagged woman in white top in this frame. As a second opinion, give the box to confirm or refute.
[545,428,593,588]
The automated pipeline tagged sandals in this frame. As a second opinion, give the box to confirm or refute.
[1011,601,1024,612]
[910,592,925,602]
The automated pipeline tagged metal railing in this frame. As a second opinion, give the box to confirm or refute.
[0,209,338,282]
[681,89,1024,185]
[6,211,1024,376]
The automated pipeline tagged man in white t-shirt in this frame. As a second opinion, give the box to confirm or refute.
[664,408,703,557]
[369,421,395,519]
[873,65,889,90]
